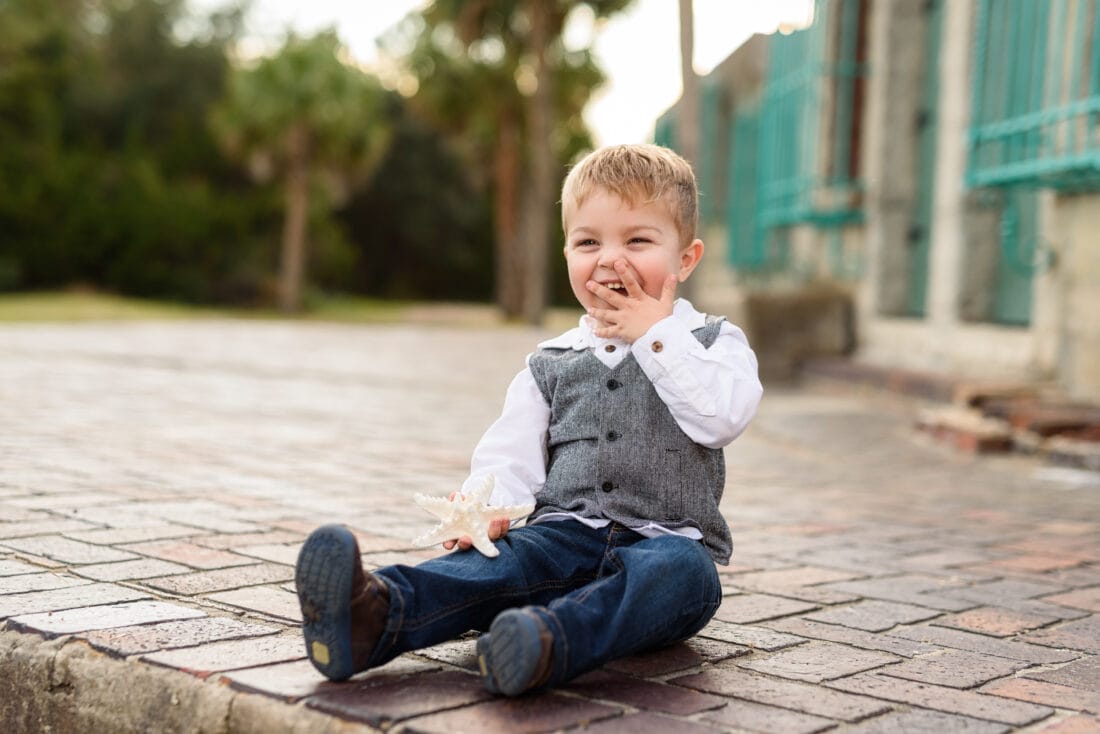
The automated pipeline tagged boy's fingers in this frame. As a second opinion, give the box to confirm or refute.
[588,307,617,325]
[661,274,678,305]
[614,260,645,298]
[489,518,509,539]
[587,280,626,306]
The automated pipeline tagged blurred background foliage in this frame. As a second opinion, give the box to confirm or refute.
[0,0,633,315]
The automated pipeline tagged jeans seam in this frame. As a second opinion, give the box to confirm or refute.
[573,525,626,606]
[400,575,592,632]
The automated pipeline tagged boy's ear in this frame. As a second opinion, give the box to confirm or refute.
[677,239,705,281]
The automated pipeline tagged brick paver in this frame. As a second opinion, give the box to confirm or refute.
[142,633,305,676]
[565,670,728,716]
[980,677,1100,715]
[672,665,891,721]
[737,640,898,682]
[880,648,1030,688]
[803,599,941,631]
[9,600,205,635]
[843,709,1012,734]
[2,319,1099,732]
[1025,655,1100,691]
[826,672,1054,726]
[83,615,281,657]
[1032,715,1100,734]
[935,605,1060,637]
[1022,616,1100,654]
[700,699,836,734]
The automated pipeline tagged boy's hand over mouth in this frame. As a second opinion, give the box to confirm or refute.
[587,260,677,343]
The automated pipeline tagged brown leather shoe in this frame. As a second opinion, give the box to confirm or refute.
[296,524,390,680]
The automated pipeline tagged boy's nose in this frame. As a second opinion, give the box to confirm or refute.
[596,247,624,269]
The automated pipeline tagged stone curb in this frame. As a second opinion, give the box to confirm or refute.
[0,628,374,734]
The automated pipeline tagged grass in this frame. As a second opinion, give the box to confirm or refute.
[300,294,416,323]
[0,290,414,323]
[0,290,580,329]
[0,290,224,322]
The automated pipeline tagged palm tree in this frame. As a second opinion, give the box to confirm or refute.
[212,31,390,312]
[387,0,633,322]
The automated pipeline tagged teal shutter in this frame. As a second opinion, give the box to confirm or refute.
[968,0,1100,189]
[757,0,865,250]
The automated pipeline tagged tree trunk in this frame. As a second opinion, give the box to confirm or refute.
[677,0,699,301]
[279,124,310,313]
[521,0,555,326]
[493,110,524,319]
[677,0,699,167]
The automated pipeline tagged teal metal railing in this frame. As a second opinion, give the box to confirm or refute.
[968,0,1100,190]
[756,0,865,233]
[727,101,767,269]
[966,0,1082,324]
[722,0,864,272]
[699,78,724,226]
[906,0,944,316]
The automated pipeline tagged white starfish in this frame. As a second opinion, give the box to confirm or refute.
[411,475,534,558]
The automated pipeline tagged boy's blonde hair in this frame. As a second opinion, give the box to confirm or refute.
[561,144,699,248]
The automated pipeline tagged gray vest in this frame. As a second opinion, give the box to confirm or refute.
[528,316,732,564]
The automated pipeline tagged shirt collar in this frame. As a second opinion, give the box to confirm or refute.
[537,298,705,351]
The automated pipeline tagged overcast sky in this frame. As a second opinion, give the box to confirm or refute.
[201,0,814,145]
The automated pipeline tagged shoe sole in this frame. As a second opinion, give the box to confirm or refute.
[480,609,548,696]
[295,524,358,681]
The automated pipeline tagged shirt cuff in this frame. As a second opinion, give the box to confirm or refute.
[631,315,695,372]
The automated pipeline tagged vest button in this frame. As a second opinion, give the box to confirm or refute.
[601,481,613,492]
[606,379,620,390]
[606,431,620,441]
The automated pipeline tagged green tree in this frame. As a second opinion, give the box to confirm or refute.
[339,108,494,302]
[386,0,633,321]
[0,0,273,302]
[212,31,391,312]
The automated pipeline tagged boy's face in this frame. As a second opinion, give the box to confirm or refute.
[563,188,702,313]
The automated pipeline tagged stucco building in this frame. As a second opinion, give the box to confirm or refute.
[659,0,1100,403]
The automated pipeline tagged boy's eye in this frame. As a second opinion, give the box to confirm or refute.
[573,239,598,248]
[628,237,652,246]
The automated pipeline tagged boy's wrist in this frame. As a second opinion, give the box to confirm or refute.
[630,314,680,354]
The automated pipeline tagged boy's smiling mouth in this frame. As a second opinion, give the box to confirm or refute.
[601,281,626,291]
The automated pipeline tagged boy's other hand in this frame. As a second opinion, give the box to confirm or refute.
[443,518,510,551]
[442,489,510,551]
[587,260,677,343]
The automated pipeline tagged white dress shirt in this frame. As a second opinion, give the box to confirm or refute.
[461,299,763,539]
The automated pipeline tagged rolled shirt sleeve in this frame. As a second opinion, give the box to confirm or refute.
[631,316,763,449]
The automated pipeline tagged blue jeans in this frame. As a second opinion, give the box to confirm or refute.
[369,520,722,685]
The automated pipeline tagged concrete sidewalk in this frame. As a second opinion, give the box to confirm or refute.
[1,319,1098,733]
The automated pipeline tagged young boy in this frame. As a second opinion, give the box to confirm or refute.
[295,143,763,696]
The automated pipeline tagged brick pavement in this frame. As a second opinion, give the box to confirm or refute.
[1,319,1099,733]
